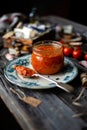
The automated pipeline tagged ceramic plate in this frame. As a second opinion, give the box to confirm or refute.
[4,54,78,89]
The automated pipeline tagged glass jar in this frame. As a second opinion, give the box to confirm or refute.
[31,40,64,75]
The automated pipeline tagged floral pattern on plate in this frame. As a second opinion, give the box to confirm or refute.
[4,54,78,89]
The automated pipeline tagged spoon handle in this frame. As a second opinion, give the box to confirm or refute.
[34,73,74,93]
[56,82,74,93]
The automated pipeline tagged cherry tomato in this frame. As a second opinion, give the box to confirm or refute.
[63,46,73,56]
[72,49,82,59]
[84,54,87,61]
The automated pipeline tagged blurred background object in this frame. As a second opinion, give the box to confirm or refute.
[0,0,86,26]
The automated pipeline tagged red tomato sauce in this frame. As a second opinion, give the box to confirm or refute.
[14,65,35,77]
[31,44,64,75]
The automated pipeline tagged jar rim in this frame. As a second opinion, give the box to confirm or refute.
[33,40,63,52]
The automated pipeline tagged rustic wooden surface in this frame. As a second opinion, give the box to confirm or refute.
[0,16,87,130]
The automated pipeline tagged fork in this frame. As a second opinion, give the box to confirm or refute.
[0,61,42,107]
[0,59,26,98]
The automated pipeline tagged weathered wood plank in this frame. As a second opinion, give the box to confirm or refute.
[0,16,87,130]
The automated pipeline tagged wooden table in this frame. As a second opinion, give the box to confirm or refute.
[0,16,87,130]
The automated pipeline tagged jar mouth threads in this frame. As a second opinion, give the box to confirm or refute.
[31,40,64,75]
[33,40,63,56]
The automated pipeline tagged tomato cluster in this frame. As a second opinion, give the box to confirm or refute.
[62,45,87,60]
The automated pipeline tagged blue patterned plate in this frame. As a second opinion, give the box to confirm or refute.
[4,54,78,89]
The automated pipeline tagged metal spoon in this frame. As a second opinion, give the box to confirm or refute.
[33,73,74,93]
[15,66,74,93]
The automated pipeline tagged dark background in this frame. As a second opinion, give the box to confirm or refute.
[69,1,87,26]
[0,0,87,26]
[0,0,70,17]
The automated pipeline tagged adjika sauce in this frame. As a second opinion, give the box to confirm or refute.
[31,41,64,75]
